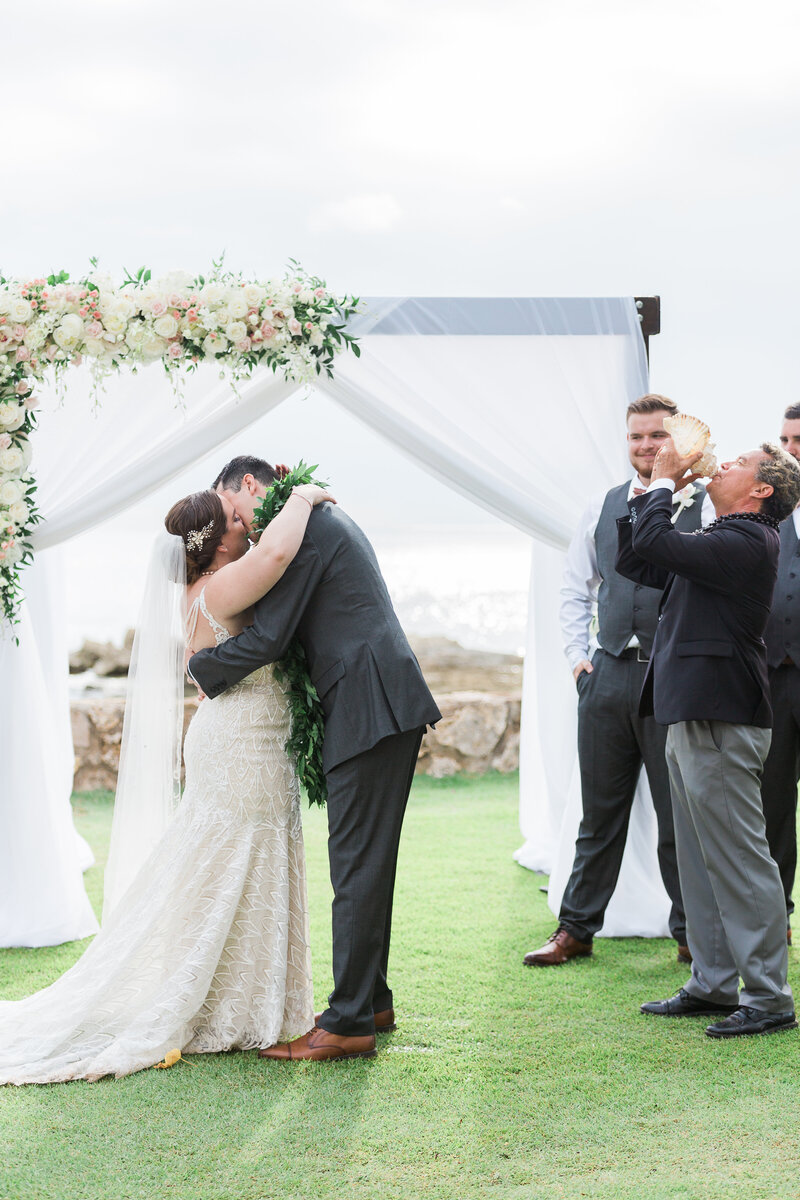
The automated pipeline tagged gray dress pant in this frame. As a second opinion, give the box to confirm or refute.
[317,726,424,1037]
[666,720,793,1014]
[559,649,686,943]
[760,663,800,919]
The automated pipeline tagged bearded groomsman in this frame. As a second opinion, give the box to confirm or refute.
[760,402,800,942]
[524,394,713,968]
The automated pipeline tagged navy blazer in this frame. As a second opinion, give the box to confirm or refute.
[615,487,778,727]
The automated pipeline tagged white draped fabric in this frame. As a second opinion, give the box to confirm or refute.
[323,297,670,936]
[1,369,302,947]
[1,295,671,947]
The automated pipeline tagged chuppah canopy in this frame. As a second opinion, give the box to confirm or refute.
[0,293,669,948]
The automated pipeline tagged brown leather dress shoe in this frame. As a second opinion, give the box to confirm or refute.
[258,1027,377,1062]
[677,944,692,964]
[313,1007,396,1033]
[523,926,593,966]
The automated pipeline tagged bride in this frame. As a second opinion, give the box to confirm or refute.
[0,480,333,1084]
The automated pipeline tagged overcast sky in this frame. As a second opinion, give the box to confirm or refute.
[3,0,799,631]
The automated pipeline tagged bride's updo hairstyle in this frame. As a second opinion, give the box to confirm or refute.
[165,490,227,585]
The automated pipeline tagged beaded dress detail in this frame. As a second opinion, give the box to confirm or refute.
[0,589,314,1084]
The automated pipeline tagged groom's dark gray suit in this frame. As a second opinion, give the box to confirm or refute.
[188,503,441,1036]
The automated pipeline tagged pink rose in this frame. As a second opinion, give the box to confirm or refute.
[235,337,252,352]
[47,344,60,361]
[150,300,166,317]
[12,325,26,340]
[23,395,39,410]
[0,434,11,450]
[260,322,276,339]
[314,288,326,299]
[86,321,103,338]
[293,283,302,294]
[16,347,30,362]
[168,343,183,359]
[288,318,302,336]
[14,380,30,395]
[168,293,183,307]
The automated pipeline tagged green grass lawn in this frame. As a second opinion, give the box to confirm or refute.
[1,773,799,1200]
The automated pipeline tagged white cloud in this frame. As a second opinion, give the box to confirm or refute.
[308,193,403,233]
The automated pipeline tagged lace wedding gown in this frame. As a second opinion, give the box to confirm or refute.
[0,591,314,1085]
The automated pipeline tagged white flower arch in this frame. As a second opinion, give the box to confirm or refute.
[0,263,359,625]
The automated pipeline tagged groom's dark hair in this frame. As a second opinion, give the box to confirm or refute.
[212,456,280,493]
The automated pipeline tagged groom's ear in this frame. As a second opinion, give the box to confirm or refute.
[242,473,258,496]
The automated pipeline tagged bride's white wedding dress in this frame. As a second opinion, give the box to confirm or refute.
[0,590,314,1085]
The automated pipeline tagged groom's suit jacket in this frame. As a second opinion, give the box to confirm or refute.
[615,487,778,728]
[189,503,441,772]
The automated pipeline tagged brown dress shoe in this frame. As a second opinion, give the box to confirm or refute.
[258,1027,377,1062]
[523,926,593,966]
[677,944,693,964]
[313,1007,396,1033]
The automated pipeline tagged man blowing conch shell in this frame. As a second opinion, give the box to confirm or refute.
[616,429,800,1038]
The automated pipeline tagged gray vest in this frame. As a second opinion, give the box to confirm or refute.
[596,481,705,656]
[763,516,800,669]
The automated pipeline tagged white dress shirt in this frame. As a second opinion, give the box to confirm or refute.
[560,475,716,670]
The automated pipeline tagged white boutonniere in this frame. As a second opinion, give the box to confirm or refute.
[671,482,698,524]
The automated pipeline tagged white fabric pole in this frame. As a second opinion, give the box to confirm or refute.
[1,367,301,947]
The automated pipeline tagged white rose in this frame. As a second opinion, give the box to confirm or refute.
[9,499,29,524]
[102,311,127,335]
[0,401,22,430]
[125,323,146,349]
[0,447,24,474]
[53,313,84,351]
[8,297,33,323]
[82,337,109,358]
[227,294,249,320]
[46,286,70,315]
[202,334,228,357]
[153,313,179,339]
[0,292,10,315]
[141,333,167,360]
[298,289,314,305]
[0,478,25,504]
[215,307,231,326]
[5,541,23,565]
[24,326,46,350]
[201,283,226,306]
[309,330,325,348]
[243,284,266,308]
[225,321,248,343]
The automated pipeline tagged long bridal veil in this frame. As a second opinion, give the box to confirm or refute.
[102,531,187,921]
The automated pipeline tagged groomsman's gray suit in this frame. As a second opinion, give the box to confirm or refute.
[558,481,704,945]
[189,503,441,1036]
[761,513,800,923]
[617,487,792,1015]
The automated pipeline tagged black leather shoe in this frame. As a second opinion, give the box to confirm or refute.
[640,987,739,1017]
[705,1006,798,1039]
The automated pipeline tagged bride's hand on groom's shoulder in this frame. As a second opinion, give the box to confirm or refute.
[293,484,336,507]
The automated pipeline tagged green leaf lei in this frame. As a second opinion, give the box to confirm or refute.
[251,461,329,807]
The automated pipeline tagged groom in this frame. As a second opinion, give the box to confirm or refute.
[188,456,441,1061]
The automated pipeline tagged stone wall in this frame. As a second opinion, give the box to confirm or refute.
[70,690,520,792]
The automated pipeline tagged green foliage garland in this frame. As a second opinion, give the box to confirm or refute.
[251,461,329,806]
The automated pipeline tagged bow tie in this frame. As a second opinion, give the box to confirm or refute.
[633,487,647,496]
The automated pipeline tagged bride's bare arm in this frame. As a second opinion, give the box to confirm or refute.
[206,485,334,619]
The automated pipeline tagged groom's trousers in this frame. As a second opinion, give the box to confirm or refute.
[666,720,793,1014]
[317,725,425,1038]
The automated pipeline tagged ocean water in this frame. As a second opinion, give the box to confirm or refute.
[64,521,532,659]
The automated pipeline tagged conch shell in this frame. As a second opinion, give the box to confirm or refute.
[663,413,718,478]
